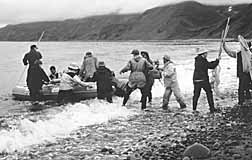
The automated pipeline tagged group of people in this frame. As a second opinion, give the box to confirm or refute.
[22,45,115,104]
[22,35,252,112]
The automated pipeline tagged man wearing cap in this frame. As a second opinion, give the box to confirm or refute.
[79,52,98,82]
[23,45,43,100]
[193,50,220,113]
[23,45,42,67]
[92,61,114,103]
[162,55,187,110]
[58,63,89,104]
[223,38,252,105]
[119,49,153,110]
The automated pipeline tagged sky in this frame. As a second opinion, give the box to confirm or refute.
[0,0,249,27]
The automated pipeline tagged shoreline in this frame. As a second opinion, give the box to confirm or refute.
[1,90,251,159]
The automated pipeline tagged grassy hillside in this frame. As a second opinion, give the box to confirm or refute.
[0,1,251,41]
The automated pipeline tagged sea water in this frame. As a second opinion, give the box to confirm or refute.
[0,40,239,153]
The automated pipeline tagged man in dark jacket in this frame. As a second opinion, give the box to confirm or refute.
[223,39,251,105]
[23,45,43,86]
[27,60,50,101]
[193,49,220,113]
[92,61,113,103]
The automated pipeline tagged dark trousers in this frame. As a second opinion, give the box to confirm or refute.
[238,73,251,105]
[145,79,154,103]
[193,81,215,111]
[123,85,147,110]
[98,92,113,103]
[57,90,74,104]
[29,88,42,101]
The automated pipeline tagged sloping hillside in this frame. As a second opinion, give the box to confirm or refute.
[0,14,137,41]
[0,1,251,41]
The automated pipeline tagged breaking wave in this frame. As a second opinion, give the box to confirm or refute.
[0,98,138,153]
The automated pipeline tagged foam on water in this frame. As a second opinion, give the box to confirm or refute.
[0,98,138,153]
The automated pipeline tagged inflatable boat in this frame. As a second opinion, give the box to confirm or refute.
[12,82,97,101]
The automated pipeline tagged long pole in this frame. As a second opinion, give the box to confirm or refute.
[212,6,232,96]
[37,31,45,46]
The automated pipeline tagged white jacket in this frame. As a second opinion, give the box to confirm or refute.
[163,61,177,87]
[59,73,80,90]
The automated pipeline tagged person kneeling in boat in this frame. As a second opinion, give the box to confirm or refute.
[57,63,90,104]
[49,66,59,80]
[49,65,61,84]
[27,60,50,101]
[92,61,114,103]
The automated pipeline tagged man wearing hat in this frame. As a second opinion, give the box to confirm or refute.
[162,55,187,111]
[92,61,114,103]
[23,45,43,100]
[79,52,98,82]
[223,37,252,105]
[119,49,153,110]
[193,49,220,113]
[58,63,89,104]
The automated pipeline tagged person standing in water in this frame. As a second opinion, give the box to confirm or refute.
[79,52,98,82]
[26,60,50,101]
[223,38,252,105]
[92,61,114,103]
[23,45,44,100]
[58,63,90,104]
[162,55,187,111]
[120,49,153,110]
[141,51,154,104]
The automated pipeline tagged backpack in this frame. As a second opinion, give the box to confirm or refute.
[149,69,162,79]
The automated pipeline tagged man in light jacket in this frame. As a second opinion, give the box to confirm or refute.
[223,38,251,105]
[162,55,187,111]
[79,52,98,82]
[120,49,153,110]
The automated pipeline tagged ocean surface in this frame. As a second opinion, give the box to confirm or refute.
[0,40,239,153]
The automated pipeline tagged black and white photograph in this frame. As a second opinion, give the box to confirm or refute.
[0,0,252,159]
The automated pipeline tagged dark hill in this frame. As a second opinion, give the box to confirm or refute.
[0,1,251,41]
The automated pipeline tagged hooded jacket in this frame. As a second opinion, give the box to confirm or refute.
[80,54,98,80]
[193,55,219,82]
[163,61,177,87]
[92,66,113,95]
[120,55,153,88]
